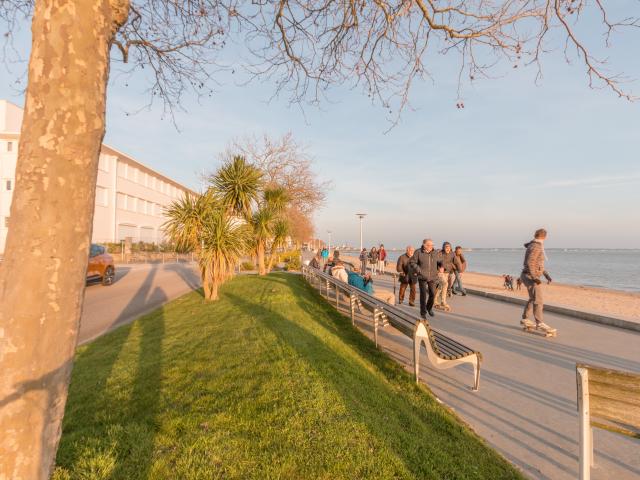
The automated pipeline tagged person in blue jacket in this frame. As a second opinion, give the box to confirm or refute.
[347,270,374,294]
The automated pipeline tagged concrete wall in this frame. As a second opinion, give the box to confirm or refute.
[0,100,196,253]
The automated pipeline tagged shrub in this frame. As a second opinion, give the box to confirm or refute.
[241,261,256,271]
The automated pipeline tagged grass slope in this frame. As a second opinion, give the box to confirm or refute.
[53,273,523,480]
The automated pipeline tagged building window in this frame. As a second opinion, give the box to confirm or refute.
[98,155,109,172]
[7,142,13,152]
[116,192,126,209]
[117,162,127,178]
[5,180,11,191]
[95,186,108,207]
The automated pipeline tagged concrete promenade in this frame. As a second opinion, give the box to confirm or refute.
[79,263,200,344]
[320,267,639,479]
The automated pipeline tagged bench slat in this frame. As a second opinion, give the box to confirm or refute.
[589,394,640,432]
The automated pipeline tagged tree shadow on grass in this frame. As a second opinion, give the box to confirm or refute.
[224,276,521,480]
[54,284,167,480]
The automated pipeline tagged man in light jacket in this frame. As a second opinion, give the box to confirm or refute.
[410,238,439,318]
[520,228,555,333]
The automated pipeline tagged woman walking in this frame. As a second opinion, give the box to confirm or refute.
[378,244,387,274]
[452,246,467,295]
[369,246,379,275]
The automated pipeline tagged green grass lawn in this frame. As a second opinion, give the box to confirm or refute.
[53,273,523,480]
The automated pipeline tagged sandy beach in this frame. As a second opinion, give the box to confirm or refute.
[339,254,640,321]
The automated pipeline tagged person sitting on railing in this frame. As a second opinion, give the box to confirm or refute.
[323,250,341,275]
[309,253,321,270]
[347,269,374,294]
[331,261,348,283]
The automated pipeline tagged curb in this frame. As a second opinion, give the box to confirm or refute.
[466,288,640,333]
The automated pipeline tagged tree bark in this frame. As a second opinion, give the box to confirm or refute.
[0,1,129,478]
[257,241,266,275]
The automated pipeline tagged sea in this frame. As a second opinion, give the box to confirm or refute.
[341,249,640,293]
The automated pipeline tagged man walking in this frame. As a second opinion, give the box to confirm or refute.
[411,238,439,318]
[520,228,556,334]
[396,246,416,306]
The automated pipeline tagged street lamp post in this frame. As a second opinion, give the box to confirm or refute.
[356,213,367,251]
[327,230,332,252]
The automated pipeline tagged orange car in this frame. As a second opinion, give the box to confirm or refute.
[87,244,115,286]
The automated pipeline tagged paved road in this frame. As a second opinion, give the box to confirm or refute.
[314,266,640,480]
[79,263,201,344]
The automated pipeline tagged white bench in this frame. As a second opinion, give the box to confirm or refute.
[576,364,640,480]
[303,265,482,391]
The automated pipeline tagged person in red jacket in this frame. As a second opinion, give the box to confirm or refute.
[378,244,387,274]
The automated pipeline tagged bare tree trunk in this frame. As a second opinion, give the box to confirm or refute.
[0,1,129,478]
[257,242,266,275]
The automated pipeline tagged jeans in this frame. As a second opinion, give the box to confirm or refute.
[418,279,436,316]
[360,260,367,274]
[453,271,466,294]
[521,273,544,323]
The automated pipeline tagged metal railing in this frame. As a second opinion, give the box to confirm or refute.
[302,265,482,390]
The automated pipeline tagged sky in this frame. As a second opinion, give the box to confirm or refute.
[1,5,639,249]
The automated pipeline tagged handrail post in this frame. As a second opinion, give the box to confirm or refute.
[350,294,356,325]
[373,307,379,347]
[335,283,339,308]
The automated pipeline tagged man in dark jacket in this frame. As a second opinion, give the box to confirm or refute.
[410,238,439,318]
[439,241,456,296]
[520,228,555,333]
[396,246,416,306]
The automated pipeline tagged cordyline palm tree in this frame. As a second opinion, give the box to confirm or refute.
[212,155,292,275]
[198,206,251,300]
[212,155,262,218]
[252,187,290,275]
[163,192,249,300]
[266,219,290,273]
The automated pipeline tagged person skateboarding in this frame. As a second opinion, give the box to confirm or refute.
[520,228,556,336]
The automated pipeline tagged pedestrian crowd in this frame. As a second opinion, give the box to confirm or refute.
[308,228,554,334]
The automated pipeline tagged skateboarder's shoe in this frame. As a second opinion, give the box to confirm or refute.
[520,319,534,327]
[535,322,556,333]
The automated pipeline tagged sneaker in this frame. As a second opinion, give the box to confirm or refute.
[420,313,427,320]
[428,310,435,317]
[520,318,532,327]
[461,292,467,296]
[408,302,415,307]
[536,322,556,332]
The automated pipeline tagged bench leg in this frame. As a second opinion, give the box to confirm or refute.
[473,356,481,392]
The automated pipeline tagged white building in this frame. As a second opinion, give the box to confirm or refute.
[0,100,197,253]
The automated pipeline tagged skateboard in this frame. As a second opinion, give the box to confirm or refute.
[521,319,557,338]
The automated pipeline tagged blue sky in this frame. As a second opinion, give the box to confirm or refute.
[1,6,639,249]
